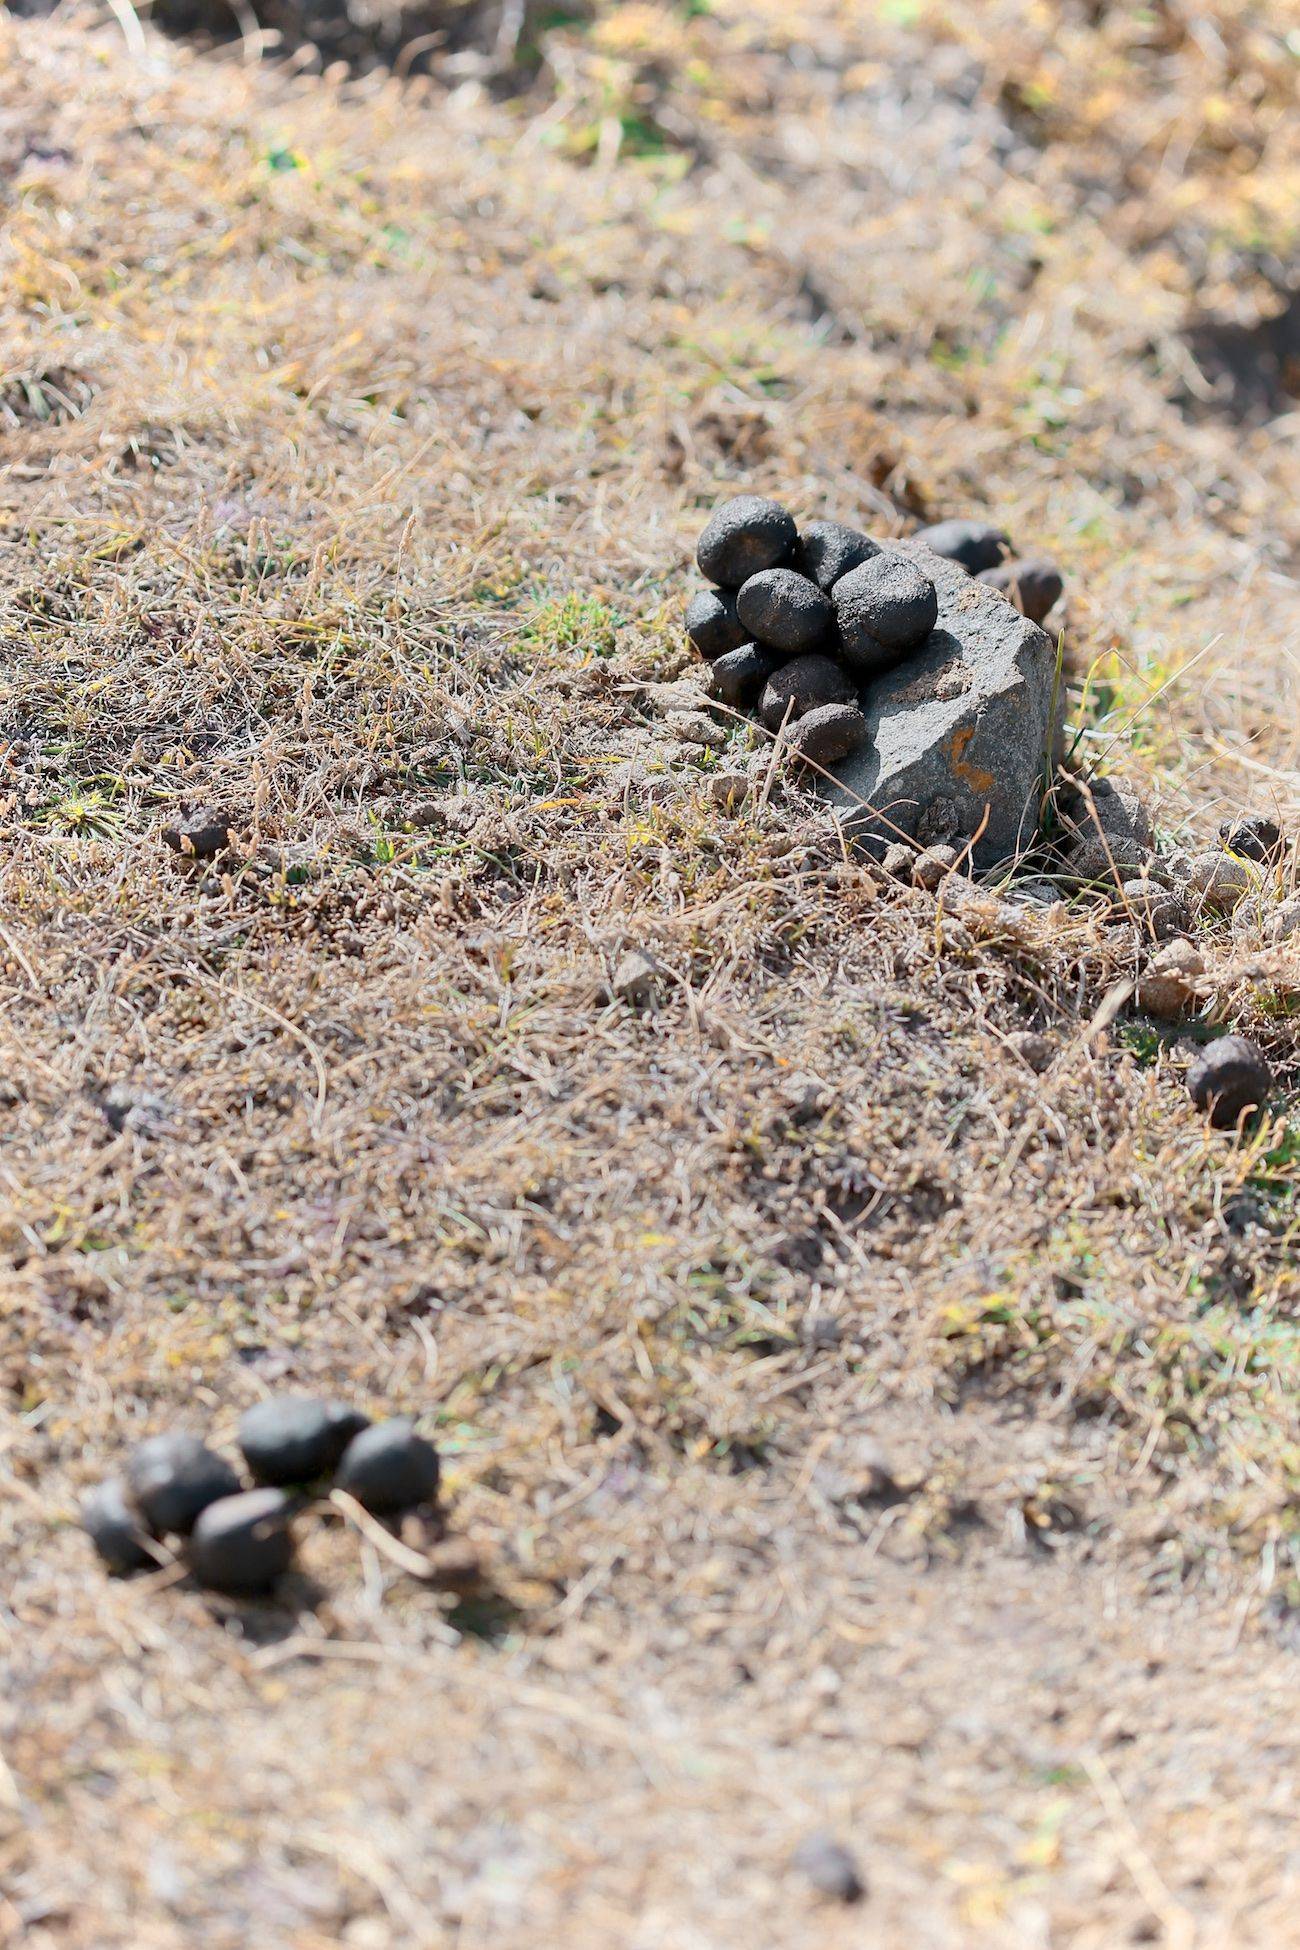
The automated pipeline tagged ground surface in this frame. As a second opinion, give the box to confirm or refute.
[3,4,1300,1944]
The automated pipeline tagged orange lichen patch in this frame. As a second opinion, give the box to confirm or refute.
[948,725,996,798]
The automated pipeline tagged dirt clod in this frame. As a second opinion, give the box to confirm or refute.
[237,1397,370,1487]
[758,654,855,731]
[685,587,747,662]
[736,566,834,654]
[81,1478,156,1575]
[833,552,938,669]
[791,1832,866,1904]
[914,518,1011,573]
[784,701,868,768]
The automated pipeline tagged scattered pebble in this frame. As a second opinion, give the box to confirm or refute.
[126,1432,242,1537]
[1187,1034,1272,1129]
[696,495,797,588]
[1266,898,1300,943]
[791,1833,866,1905]
[785,702,868,768]
[736,567,833,654]
[1219,812,1284,865]
[796,519,878,591]
[685,587,747,661]
[758,655,855,731]
[162,808,236,861]
[704,642,780,710]
[914,518,1011,573]
[1136,939,1205,1020]
[188,1488,294,1596]
[1119,879,1190,942]
[335,1418,441,1516]
[1185,849,1254,915]
[881,841,914,881]
[610,948,665,1007]
[978,556,1064,624]
[1007,1030,1053,1072]
[82,1477,156,1575]
[913,842,961,889]
[238,1396,370,1487]
[664,709,727,749]
[833,552,938,670]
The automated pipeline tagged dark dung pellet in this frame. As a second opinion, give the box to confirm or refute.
[696,495,797,588]
[335,1417,441,1515]
[126,1432,242,1537]
[978,556,1064,624]
[758,655,856,732]
[238,1396,370,1487]
[914,518,1011,573]
[785,702,868,768]
[82,1477,156,1575]
[1219,812,1284,865]
[796,520,879,592]
[736,567,833,654]
[685,587,747,662]
[833,552,937,665]
[704,642,781,710]
[188,1488,294,1596]
[1187,1035,1272,1130]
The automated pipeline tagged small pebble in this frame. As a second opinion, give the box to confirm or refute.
[238,1396,370,1487]
[1185,849,1254,915]
[335,1418,441,1515]
[664,709,727,750]
[1007,1031,1053,1073]
[696,495,796,588]
[1119,879,1191,942]
[82,1477,156,1575]
[736,567,833,654]
[978,556,1064,624]
[1266,898,1300,943]
[1219,812,1284,865]
[758,655,855,731]
[791,1833,866,1904]
[162,808,236,861]
[913,842,961,889]
[914,518,1011,573]
[611,948,664,1007]
[796,520,879,591]
[705,643,780,710]
[188,1488,294,1595]
[834,553,937,670]
[881,842,914,881]
[126,1432,242,1537]
[685,588,747,662]
[1187,1035,1272,1129]
[784,702,868,768]
[1136,939,1205,1020]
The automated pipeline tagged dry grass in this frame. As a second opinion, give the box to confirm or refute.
[3,4,1300,1944]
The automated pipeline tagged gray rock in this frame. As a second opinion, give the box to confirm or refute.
[82,1477,156,1575]
[818,544,1057,868]
[1185,849,1254,914]
[737,568,833,654]
[188,1488,294,1596]
[1119,879,1190,941]
[696,496,796,588]
[685,587,746,661]
[784,703,867,768]
[335,1418,441,1515]
[758,655,855,731]
[978,556,1064,624]
[791,1833,865,1904]
[796,520,879,591]
[126,1432,242,1537]
[914,518,1011,573]
[912,843,961,889]
[1062,778,1154,881]
[704,642,780,710]
[162,807,236,861]
[1187,1035,1272,1129]
[611,949,665,1007]
[833,552,938,671]
[238,1396,369,1487]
